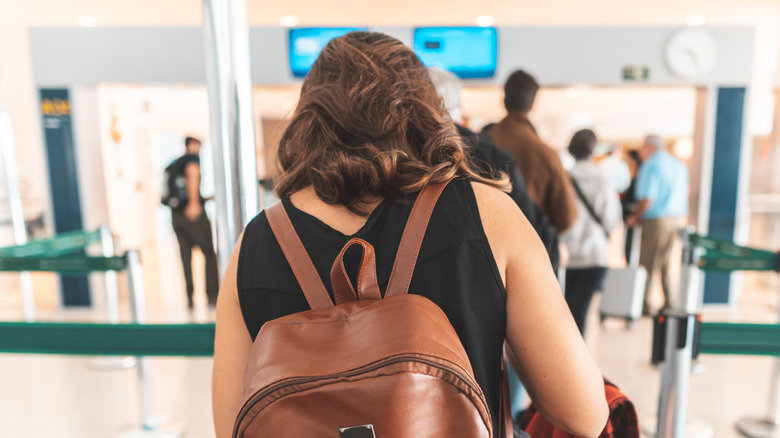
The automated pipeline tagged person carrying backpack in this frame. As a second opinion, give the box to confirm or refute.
[164,136,219,310]
[212,32,607,438]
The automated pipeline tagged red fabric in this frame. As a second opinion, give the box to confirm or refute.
[518,379,639,438]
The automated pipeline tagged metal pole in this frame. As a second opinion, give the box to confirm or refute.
[0,111,35,322]
[90,225,136,371]
[770,287,780,426]
[126,250,156,430]
[116,250,182,437]
[769,359,780,425]
[203,0,260,276]
[657,227,700,438]
[100,224,120,324]
[735,280,780,437]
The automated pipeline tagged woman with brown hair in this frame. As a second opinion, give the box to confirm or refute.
[212,31,607,437]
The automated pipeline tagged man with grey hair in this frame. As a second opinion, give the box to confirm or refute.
[626,134,689,313]
[428,66,559,272]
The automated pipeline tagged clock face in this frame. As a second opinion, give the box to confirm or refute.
[665,28,718,79]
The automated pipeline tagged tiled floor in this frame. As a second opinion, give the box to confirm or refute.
[1,229,778,437]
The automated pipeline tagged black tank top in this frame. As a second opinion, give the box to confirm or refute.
[237,178,507,435]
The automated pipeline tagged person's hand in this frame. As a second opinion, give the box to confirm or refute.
[626,214,639,228]
[185,203,202,221]
[558,242,570,268]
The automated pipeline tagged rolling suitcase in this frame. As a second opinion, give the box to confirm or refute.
[599,226,647,329]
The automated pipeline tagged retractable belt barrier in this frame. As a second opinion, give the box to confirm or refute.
[0,227,118,323]
[0,246,182,436]
[0,322,215,357]
[655,229,780,438]
[0,228,102,258]
[0,255,127,273]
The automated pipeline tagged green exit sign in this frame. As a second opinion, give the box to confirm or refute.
[623,66,649,82]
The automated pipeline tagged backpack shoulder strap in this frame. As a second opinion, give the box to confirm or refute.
[385,178,453,297]
[266,201,334,309]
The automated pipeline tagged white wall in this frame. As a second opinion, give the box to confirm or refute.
[0,23,50,240]
[28,26,754,87]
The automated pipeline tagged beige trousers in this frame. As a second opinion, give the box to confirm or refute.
[639,217,685,312]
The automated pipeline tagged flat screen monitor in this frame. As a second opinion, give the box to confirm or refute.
[413,27,498,78]
[288,27,365,78]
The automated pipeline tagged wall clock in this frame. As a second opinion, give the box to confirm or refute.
[665,28,718,79]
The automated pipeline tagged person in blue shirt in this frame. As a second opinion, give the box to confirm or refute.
[625,134,689,314]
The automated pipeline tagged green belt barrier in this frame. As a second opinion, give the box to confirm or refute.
[0,256,127,273]
[699,322,780,357]
[689,233,779,272]
[690,233,777,260]
[2,322,778,358]
[0,322,215,356]
[0,229,101,258]
[698,254,778,272]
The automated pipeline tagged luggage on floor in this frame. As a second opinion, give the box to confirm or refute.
[599,226,646,328]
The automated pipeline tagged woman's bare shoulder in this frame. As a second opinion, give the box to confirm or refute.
[470,181,528,234]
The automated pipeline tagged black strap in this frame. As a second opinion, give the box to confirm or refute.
[569,176,609,238]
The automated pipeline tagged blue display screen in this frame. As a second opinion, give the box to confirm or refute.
[413,27,498,78]
[288,27,365,78]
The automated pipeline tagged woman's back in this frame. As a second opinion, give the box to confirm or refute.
[237,178,507,434]
[211,31,607,438]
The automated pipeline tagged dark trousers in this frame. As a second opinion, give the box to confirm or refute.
[172,209,219,307]
[564,267,607,335]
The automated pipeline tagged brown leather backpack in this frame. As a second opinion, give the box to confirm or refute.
[232,180,511,437]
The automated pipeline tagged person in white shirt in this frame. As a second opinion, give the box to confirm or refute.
[560,129,622,335]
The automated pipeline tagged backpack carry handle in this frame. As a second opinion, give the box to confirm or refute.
[330,238,382,304]
[267,178,453,309]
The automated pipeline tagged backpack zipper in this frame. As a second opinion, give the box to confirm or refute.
[233,354,490,436]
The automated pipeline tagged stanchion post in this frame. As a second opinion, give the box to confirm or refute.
[769,359,780,426]
[735,253,780,437]
[120,250,184,437]
[126,250,157,430]
[100,224,120,324]
[657,227,701,438]
[0,111,35,322]
[90,226,136,371]
[770,283,780,426]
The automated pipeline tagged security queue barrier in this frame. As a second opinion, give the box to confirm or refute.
[0,225,120,323]
[0,247,184,437]
[655,230,780,438]
[0,322,215,356]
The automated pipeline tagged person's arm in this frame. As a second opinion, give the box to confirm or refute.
[625,199,650,227]
[544,154,578,234]
[185,162,203,221]
[472,182,608,438]
[212,233,253,438]
[601,176,624,233]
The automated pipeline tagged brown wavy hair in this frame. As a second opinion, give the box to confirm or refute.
[275,31,509,215]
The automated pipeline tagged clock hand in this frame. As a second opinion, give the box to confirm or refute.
[683,48,702,73]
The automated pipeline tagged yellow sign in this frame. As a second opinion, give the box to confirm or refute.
[41,98,71,116]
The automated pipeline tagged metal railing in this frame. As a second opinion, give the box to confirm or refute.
[655,229,780,438]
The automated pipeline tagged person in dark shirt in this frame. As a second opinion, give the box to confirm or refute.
[427,67,559,272]
[621,149,642,263]
[428,66,564,425]
[170,136,219,309]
